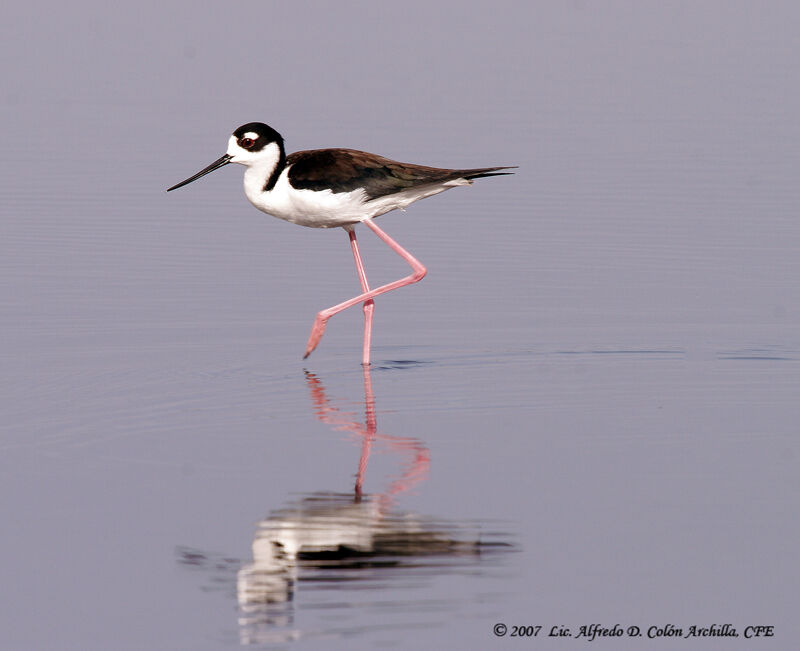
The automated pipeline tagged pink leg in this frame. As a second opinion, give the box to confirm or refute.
[304,219,427,360]
[349,229,374,366]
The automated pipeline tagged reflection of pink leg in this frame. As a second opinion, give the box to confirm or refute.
[304,367,429,508]
[303,219,427,360]
[348,229,374,366]
[354,366,376,499]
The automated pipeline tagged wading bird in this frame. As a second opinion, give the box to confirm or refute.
[167,122,514,364]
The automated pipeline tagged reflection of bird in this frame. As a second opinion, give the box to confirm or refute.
[235,492,487,644]
[167,122,515,364]
[236,367,442,643]
[173,368,514,644]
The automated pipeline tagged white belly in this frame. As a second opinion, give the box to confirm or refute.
[243,166,469,229]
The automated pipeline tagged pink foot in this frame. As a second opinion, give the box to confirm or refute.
[303,313,329,358]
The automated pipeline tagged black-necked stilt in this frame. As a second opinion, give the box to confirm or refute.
[167,122,515,365]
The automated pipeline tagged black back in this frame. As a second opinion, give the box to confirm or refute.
[286,148,514,200]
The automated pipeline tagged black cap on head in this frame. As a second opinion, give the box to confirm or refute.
[233,122,283,152]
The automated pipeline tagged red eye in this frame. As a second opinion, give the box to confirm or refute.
[240,137,254,149]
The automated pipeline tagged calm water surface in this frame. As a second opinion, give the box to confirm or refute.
[2,2,799,649]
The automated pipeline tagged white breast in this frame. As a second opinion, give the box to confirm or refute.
[242,163,471,229]
[244,167,368,228]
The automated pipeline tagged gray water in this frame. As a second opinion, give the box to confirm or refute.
[2,2,798,649]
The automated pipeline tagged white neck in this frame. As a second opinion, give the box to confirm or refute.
[235,141,283,200]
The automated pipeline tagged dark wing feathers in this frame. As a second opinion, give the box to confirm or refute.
[286,148,515,201]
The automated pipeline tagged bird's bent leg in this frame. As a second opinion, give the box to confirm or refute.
[303,219,427,359]
[349,229,374,366]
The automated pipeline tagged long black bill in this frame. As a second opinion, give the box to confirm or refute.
[166,154,232,192]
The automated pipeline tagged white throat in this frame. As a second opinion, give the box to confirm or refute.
[226,140,284,202]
